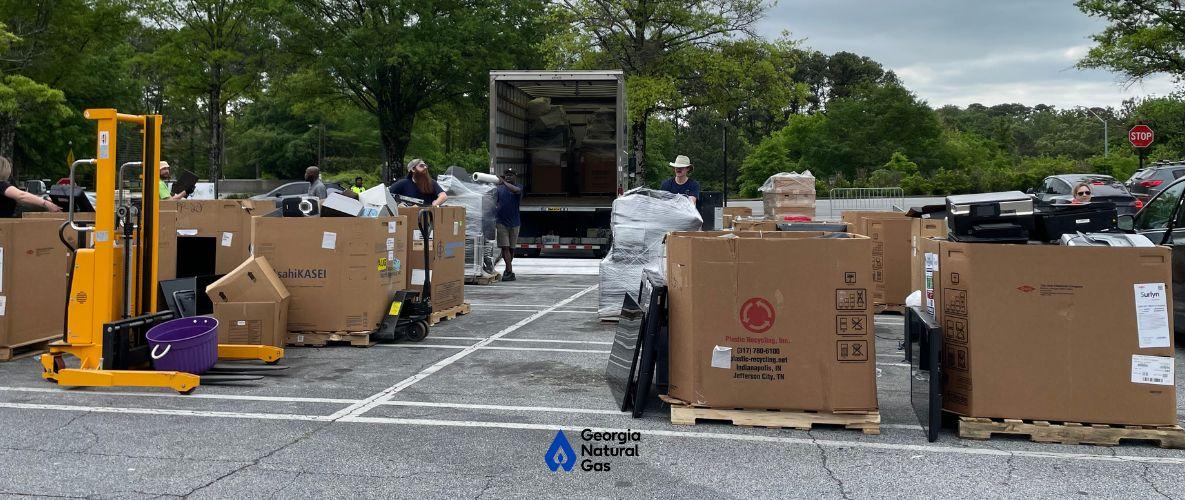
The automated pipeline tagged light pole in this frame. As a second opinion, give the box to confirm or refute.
[308,123,324,167]
[1081,106,1109,157]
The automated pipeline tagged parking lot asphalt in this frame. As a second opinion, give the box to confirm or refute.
[1,274,1183,499]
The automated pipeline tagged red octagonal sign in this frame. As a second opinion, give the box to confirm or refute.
[1130,125,1155,148]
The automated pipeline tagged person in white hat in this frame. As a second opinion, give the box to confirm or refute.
[660,155,700,206]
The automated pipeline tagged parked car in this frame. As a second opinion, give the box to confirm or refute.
[1125,161,1185,201]
[249,181,345,201]
[1119,175,1185,335]
[1032,174,1142,215]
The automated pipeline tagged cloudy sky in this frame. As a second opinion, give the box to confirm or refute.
[759,0,1179,109]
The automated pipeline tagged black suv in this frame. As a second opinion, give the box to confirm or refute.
[1125,161,1185,201]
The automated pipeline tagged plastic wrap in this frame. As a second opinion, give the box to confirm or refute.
[440,174,498,277]
[598,188,703,319]
[758,171,815,192]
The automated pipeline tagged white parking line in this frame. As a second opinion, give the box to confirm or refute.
[381,400,625,415]
[374,344,610,354]
[0,386,353,404]
[328,284,600,420]
[434,336,613,345]
[5,400,1183,465]
[470,308,598,314]
[469,303,597,309]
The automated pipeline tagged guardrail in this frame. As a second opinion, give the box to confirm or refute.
[828,187,906,216]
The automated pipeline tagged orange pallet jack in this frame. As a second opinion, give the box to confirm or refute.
[40,109,283,394]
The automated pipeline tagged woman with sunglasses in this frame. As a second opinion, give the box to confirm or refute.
[1071,182,1092,205]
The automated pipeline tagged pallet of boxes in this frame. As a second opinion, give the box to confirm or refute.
[920,192,1184,448]
[661,229,880,434]
[438,173,500,285]
[396,206,470,325]
[759,171,816,220]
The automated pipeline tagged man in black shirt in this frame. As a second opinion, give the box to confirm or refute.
[659,154,700,206]
[389,159,447,206]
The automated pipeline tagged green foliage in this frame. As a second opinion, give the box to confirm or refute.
[1076,0,1185,82]
[738,114,825,196]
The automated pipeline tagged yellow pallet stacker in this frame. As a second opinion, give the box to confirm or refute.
[40,109,283,393]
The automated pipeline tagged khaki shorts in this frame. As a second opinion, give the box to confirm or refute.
[496,224,520,248]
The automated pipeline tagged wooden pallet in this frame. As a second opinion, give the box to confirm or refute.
[0,338,55,362]
[286,331,374,348]
[465,273,501,285]
[668,404,881,435]
[429,303,471,326]
[958,417,1185,448]
[874,303,905,315]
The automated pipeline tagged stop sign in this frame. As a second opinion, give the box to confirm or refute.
[1130,125,1155,148]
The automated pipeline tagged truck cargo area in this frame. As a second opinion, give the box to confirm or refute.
[489,71,626,257]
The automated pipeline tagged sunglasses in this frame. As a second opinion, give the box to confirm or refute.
[1076,190,1091,196]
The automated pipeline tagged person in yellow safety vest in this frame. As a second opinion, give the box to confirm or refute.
[159,162,187,200]
[351,176,365,195]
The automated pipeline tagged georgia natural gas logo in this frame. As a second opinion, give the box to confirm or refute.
[545,429,641,472]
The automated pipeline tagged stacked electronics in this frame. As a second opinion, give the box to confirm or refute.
[946,191,1126,245]
[604,270,668,418]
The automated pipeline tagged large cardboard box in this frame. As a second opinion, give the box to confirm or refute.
[731,219,778,232]
[867,218,914,306]
[0,220,68,349]
[252,215,407,333]
[934,241,1176,425]
[531,166,565,193]
[398,206,466,310]
[205,255,289,304]
[579,146,616,194]
[721,207,752,229]
[841,210,907,236]
[910,218,947,295]
[172,200,260,275]
[666,231,877,412]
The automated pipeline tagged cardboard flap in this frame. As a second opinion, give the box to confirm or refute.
[205,255,290,303]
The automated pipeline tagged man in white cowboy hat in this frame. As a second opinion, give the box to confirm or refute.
[660,154,700,206]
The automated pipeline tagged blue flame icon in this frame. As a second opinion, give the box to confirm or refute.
[545,430,577,472]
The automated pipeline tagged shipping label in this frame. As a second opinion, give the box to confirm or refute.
[321,232,337,250]
[924,252,938,316]
[221,232,233,247]
[1131,355,1174,386]
[710,346,732,369]
[1134,283,1171,348]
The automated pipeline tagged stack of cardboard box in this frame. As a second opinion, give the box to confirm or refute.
[761,173,816,219]
[527,97,569,194]
[0,220,69,357]
[925,240,1176,426]
[665,231,877,413]
[842,211,912,308]
[721,207,752,229]
[206,256,290,348]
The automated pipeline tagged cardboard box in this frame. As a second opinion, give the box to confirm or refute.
[934,241,1176,425]
[841,210,907,236]
[398,206,466,310]
[867,218,914,306]
[531,166,565,193]
[732,219,778,231]
[721,207,753,229]
[213,300,289,347]
[252,215,406,333]
[173,200,260,275]
[205,255,289,304]
[580,148,616,194]
[666,231,877,412]
[910,218,948,295]
[0,220,68,349]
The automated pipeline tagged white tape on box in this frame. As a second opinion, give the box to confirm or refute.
[388,221,399,233]
[0,295,6,316]
[386,238,395,251]
[221,232,234,247]
[1134,283,1171,348]
[322,232,337,250]
[177,229,198,236]
[411,269,431,286]
[1131,355,1174,385]
[711,346,732,369]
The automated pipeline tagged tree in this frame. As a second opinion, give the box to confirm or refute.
[558,0,767,179]
[0,22,72,180]
[283,0,550,182]
[1076,0,1185,82]
[138,0,277,182]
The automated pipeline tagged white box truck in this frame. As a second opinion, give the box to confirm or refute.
[488,70,628,258]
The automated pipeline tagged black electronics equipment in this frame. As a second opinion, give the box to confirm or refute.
[1032,202,1118,242]
[281,196,319,217]
[171,170,199,197]
[604,270,668,417]
[906,306,943,442]
[946,191,1034,243]
[48,184,94,212]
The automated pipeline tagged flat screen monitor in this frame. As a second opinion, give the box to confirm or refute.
[907,305,942,442]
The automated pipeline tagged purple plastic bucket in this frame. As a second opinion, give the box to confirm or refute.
[146,317,219,374]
